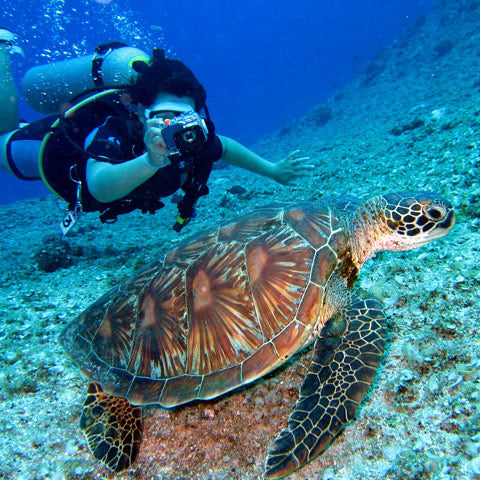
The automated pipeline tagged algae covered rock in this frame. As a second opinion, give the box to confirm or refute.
[33,234,81,273]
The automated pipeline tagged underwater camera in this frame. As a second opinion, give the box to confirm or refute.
[158,112,208,157]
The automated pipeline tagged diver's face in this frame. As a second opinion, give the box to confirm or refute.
[143,93,195,122]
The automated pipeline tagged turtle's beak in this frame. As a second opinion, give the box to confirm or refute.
[439,208,455,231]
[425,207,455,239]
[399,207,455,249]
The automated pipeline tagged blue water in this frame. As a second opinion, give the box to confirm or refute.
[1,0,435,204]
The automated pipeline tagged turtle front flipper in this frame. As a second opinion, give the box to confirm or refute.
[265,295,386,479]
[80,383,143,473]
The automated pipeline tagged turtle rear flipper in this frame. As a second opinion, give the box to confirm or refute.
[265,295,386,479]
[80,383,143,473]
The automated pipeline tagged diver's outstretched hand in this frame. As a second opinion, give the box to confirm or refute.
[273,150,315,185]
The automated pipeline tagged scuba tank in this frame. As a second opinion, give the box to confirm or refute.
[22,42,150,114]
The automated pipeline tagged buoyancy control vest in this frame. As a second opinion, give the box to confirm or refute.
[38,89,221,230]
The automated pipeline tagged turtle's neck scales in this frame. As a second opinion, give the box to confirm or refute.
[343,197,391,270]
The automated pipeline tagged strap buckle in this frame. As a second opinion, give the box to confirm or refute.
[60,166,83,235]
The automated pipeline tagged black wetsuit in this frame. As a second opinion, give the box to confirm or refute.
[83,115,223,222]
[7,94,223,223]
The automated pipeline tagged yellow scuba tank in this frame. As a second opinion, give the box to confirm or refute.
[22,43,150,114]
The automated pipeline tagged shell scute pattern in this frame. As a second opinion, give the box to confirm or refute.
[122,260,165,294]
[126,376,166,405]
[241,341,280,383]
[164,230,218,269]
[271,320,309,360]
[294,283,324,332]
[283,205,348,289]
[246,227,315,339]
[198,364,242,400]
[185,240,262,375]
[283,204,335,249]
[92,292,138,370]
[129,266,187,378]
[218,207,284,243]
[75,287,123,342]
[159,374,203,405]
[70,203,349,406]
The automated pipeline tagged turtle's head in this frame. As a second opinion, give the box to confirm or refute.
[377,191,455,251]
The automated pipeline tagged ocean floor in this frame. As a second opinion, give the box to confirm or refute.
[1,0,480,479]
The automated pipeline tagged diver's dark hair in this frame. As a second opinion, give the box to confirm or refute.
[131,48,207,113]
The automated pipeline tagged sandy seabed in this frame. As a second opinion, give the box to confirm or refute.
[1,0,480,479]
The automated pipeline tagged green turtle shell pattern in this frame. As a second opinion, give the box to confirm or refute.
[61,199,360,408]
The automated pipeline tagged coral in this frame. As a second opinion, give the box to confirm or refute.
[33,234,79,273]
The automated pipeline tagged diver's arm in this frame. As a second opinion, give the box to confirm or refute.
[218,135,312,186]
[86,119,170,203]
[219,135,275,178]
[86,156,160,203]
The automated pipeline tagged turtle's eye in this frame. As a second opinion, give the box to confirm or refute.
[424,204,447,221]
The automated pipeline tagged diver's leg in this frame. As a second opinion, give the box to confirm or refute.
[0,132,41,179]
[0,31,20,134]
[0,130,17,175]
[0,30,38,179]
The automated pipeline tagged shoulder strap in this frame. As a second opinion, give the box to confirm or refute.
[175,121,221,228]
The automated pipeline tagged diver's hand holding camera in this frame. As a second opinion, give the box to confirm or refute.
[157,112,208,157]
[144,112,208,167]
[143,119,171,168]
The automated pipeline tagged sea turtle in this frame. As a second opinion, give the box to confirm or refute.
[60,191,454,478]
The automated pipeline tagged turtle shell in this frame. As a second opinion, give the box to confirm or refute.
[60,201,353,407]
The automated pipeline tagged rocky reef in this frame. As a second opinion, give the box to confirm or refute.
[1,0,480,478]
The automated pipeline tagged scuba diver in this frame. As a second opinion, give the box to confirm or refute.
[0,29,312,234]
